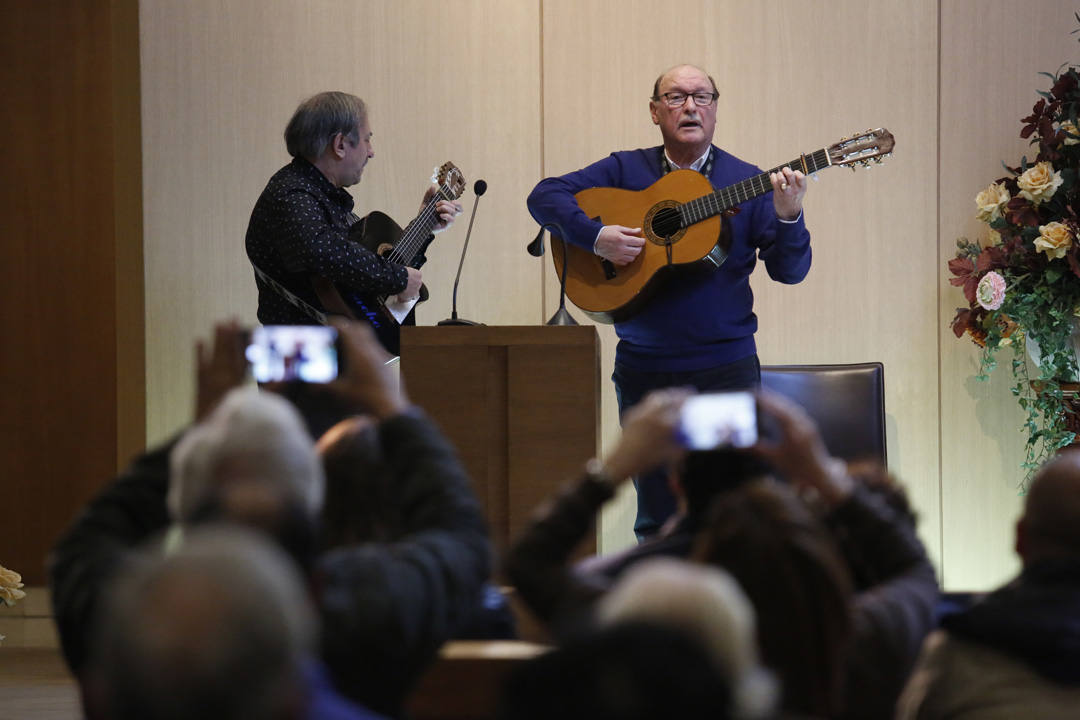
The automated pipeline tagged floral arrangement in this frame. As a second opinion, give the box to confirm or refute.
[948,33,1080,485]
[0,564,25,607]
[0,563,25,644]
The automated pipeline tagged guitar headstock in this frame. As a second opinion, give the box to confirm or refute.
[432,162,467,200]
[827,128,895,170]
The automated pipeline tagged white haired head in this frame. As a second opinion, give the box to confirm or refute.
[169,387,324,523]
[597,557,777,719]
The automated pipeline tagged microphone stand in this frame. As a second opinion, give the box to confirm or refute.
[527,222,578,326]
[438,179,487,326]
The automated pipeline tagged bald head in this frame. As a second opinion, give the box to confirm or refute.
[652,64,718,100]
[1018,450,1080,563]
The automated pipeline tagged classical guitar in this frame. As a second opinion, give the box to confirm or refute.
[551,129,895,323]
[313,161,466,355]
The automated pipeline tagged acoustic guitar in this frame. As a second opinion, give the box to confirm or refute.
[313,161,466,355]
[551,129,895,323]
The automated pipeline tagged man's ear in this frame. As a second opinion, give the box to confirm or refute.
[649,100,660,125]
[330,132,347,159]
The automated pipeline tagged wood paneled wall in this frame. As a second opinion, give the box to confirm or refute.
[2,0,143,585]
[131,0,1078,590]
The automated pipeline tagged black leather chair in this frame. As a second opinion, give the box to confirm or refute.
[760,362,887,466]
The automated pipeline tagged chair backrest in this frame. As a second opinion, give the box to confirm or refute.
[760,362,886,466]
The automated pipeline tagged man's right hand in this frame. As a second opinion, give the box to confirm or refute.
[328,319,408,420]
[396,267,423,303]
[594,225,646,266]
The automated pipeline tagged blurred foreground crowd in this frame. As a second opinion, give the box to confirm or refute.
[49,320,1080,719]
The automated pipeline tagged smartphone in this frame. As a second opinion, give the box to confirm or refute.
[246,325,339,383]
[678,392,757,450]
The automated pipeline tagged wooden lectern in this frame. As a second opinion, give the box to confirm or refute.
[400,325,601,553]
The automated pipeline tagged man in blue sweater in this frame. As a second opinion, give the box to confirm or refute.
[527,64,812,538]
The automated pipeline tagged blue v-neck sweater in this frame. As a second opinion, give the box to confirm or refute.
[528,145,812,372]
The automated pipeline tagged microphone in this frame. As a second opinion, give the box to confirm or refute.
[526,222,578,326]
[438,179,487,326]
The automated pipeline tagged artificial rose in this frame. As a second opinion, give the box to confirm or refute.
[976,271,1007,310]
[975,182,1010,222]
[0,565,25,606]
[1017,161,1064,204]
[1034,221,1074,260]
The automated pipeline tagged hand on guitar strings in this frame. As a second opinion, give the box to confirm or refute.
[594,224,646,266]
[769,166,807,221]
[422,184,464,234]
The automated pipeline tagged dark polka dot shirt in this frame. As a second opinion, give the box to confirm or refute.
[245,157,409,324]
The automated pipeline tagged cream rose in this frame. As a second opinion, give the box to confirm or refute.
[1017,161,1064,204]
[975,182,1010,222]
[1034,221,1074,260]
[1061,119,1080,146]
[0,565,25,607]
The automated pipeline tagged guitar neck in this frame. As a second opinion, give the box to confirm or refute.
[682,147,832,223]
[384,187,453,266]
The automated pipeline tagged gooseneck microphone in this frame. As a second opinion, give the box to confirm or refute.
[526,222,578,326]
[438,179,487,326]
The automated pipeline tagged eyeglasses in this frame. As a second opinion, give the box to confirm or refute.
[652,91,718,108]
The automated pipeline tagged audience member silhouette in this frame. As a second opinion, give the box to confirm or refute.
[897,449,1080,719]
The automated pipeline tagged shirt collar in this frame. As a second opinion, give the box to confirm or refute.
[291,156,355,210]
[664,147,711,171]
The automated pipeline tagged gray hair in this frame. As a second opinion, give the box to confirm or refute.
[91,526,316,720]
[284,91,367,160]
[169,387,324,523]
[597,558,777,719]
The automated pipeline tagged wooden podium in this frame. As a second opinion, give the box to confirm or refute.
[400,325,601,553]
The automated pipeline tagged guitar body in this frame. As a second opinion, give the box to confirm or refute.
[553,170,723,323]
[337,211,434,355]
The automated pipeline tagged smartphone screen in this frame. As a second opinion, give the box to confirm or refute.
[678,392,757,450]
[246,325,338,383]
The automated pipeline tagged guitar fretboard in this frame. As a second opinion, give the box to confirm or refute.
[385,185,457,267]
[680,148,831,226]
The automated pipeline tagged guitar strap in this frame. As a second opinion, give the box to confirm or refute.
[248,210,363,326]
[249,262,329,325]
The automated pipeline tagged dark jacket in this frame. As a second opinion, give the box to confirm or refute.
[897,559,1080,719]
[49,436,178,676]
[314,410,492,717]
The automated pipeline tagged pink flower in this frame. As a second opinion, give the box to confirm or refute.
[976,271,1007,310]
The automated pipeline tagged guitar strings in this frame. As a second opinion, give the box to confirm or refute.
[681,149,830,225]
[385,184,453,265]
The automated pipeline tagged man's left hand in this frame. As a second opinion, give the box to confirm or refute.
[422,185,463,233]
[769,166,807,221]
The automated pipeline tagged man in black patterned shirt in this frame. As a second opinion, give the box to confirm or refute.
[246,91,461,325]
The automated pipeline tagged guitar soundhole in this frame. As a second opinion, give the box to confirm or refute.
[645,203,684,244]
